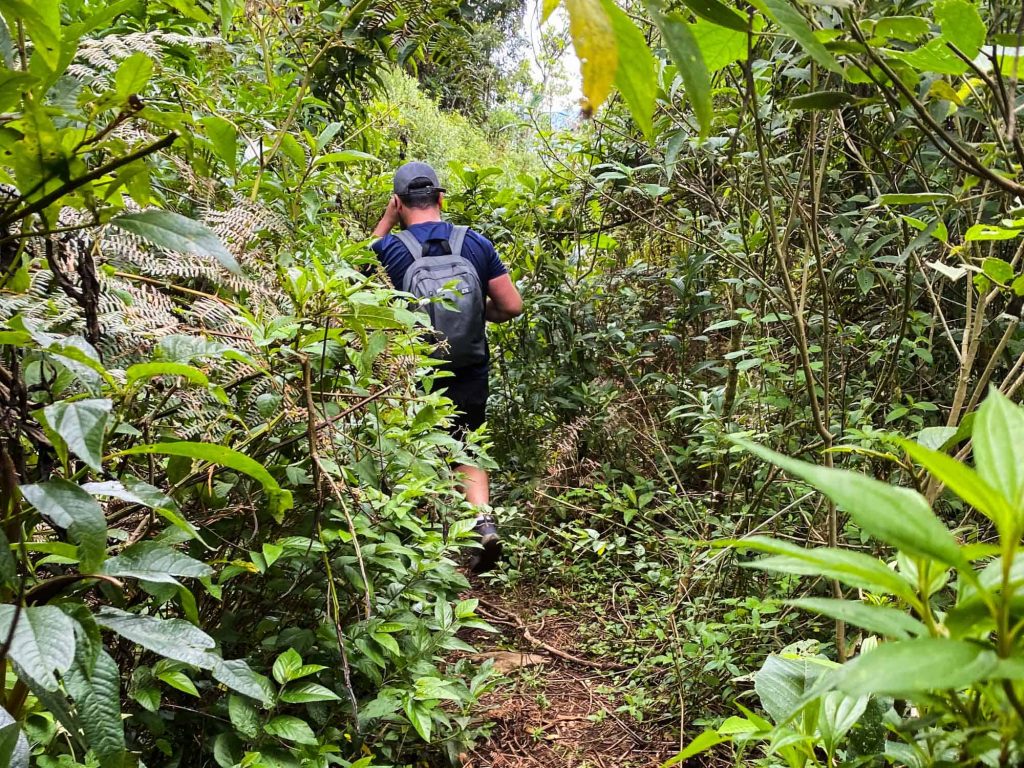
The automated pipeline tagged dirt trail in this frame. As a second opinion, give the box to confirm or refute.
[460,587,679,768]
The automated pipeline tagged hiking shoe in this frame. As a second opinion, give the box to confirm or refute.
[469,515,503,574]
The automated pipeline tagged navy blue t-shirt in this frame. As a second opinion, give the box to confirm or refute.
[372,220,507,379]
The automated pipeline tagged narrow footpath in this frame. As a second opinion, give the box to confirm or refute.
[459,584,679,768]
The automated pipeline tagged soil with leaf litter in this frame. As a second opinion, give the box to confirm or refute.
[456,585,679,768]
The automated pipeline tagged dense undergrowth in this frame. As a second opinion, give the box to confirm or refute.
[2,0,1024,766]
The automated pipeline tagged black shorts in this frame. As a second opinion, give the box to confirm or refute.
[442,373,488,439]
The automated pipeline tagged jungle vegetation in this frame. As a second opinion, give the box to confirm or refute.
[0,0,1023,766]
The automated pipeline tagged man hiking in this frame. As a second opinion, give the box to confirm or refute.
[371,161,523,573]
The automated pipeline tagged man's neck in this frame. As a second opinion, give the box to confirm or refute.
[402,210,442,227]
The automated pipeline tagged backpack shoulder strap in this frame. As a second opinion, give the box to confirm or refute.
[449,225,469,257]
[393,230,424,261]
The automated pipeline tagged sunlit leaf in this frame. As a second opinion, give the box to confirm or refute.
[604,0,656,140]
[654,11,713,137]
[564,0,618,114]
[692,16,748,71]
[114,52,154,98]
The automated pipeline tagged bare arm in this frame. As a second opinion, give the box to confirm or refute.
[372,195,400,238]
[485,274,523,323]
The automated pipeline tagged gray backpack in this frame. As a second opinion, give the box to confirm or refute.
[394,225,487,368]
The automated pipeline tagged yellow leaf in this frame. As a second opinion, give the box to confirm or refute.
[542,0,560,22]
[927,79,963,106]
[564,0,618,115]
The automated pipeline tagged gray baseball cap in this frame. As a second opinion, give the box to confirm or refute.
[393,161,446,196]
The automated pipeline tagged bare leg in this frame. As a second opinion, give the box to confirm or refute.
[456,463,489,507]
[456,463,501,573]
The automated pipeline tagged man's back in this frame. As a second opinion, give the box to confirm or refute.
[371,220,507,296]
[371,160,523,573]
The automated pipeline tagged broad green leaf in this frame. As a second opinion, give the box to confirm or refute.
[156,670,199,697]
[692,17,748,72]
[898,438,1015,539]
[733,439,965,568]
[974,389,1024,511]
[115,441,292,521]
[263,715,317,745]
[0,0,60,71]
[314,149,379,165]
[114,52,153,98]
[727,535,918,600]
[64,650,125,767]
[758,0,840,73]
[965,223,1023,241]
[126,362,209,387]
[542,0,559,22]
[402,699,432,742]
[21,480,108,572]
[829,639,997,695]
[897,38,968,75]
[873,16,930,41]
[928,79,964,105]
[279,682,342,703]
[41,398,112,472]
[654,12,712,137]
[661,729,729,767]
[606,0,655,141]
[228,694,261,738]
[564,0,618,114]
[95,607,215,668]
[262,543,283,568]
[717,716,760,735]
[0,605,76,690]
[414,676,461,702]
[605,0,656,140]
[915,425,957,451]
[934,0,985,57]
[101,542,212,584]
[754,653,833,723]
[200,116,238,174]
[112,211,241,276]
[679,0,746,31]
[213,733,241,768]
[787,90,855,110]
[983,258,1015,284]
[786,598,926,639]
[272,648,302,685]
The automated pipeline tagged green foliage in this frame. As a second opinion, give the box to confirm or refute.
[3,0,1024,764]
[662,390,1024,764]
[0,0,510,765]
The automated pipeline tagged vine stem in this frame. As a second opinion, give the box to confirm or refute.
[0,132,179,229]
